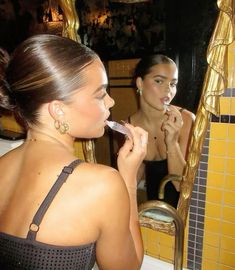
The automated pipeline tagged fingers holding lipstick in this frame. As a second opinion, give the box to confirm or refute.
[164,106,183,128]
[162,106,184,145]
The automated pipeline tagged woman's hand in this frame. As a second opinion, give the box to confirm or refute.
[117,123,148,187]
[162,106,183,147]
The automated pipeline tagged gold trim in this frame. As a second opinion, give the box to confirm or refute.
[139,201,184,269]
[58,0,81,42]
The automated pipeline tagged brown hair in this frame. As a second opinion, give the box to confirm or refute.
[133,54,176,81]
[0,34,99,126]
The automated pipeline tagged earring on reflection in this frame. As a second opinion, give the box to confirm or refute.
[54,120,69,134]
[137,88,143,95]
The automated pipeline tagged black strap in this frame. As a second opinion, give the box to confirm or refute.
[179,107,185,113]
[27,159,82,240]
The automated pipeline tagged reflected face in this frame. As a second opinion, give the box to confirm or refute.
[139,63,178,110]
[65,59,115,138]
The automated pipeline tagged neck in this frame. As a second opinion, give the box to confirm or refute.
[139,103,165,125]
[27,129,75,153]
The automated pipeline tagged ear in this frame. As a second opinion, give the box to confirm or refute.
[136,77,143,90]
[48,100,65,120]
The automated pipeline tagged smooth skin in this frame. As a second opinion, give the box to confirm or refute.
[0,60,148,270]
[130,62,195,190]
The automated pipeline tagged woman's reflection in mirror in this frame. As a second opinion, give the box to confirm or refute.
[125,55,195,208]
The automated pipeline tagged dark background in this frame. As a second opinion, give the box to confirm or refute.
[76,0,218,113]
[0,0,218,113]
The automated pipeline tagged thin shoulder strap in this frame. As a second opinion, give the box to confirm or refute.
[179,107,185,113]
[27,159,83,241]
[127,116,131,124]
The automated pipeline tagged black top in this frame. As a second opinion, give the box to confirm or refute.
[127,109,185,208]
[144,159,179,208]
[0,159,96,270]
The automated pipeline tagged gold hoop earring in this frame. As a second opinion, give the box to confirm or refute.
[54,120,69,134]
[60,122,69,134]
[54,120,60,130]
[137,88,143,96]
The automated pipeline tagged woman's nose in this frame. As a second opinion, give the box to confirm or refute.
[105,94,115,109]
[165,83,171,92]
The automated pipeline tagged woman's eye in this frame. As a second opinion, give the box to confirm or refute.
[155,79,163,84]
[170,82,177,87]
[97,93,107,99]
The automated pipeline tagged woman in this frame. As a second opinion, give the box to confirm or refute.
[129,54,195,208]
[0,34,148,270]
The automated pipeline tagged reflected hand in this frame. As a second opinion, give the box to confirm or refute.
[162,106,183,147]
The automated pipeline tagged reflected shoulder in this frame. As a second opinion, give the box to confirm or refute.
[175,106,196,123]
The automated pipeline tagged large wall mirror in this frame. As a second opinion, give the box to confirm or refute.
[0,0,218,203]
[84,0,219,209]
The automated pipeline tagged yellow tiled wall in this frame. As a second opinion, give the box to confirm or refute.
[141,224,189,267]
[202,122,235,270]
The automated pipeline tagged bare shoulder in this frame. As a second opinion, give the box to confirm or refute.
[0,146,23,176]
[71,162,127,197]
[174,106,195,125]
[182,109,195,121]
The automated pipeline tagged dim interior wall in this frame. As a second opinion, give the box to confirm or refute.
[95,59,139,165]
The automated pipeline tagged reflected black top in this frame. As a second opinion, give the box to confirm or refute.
[144,159,179,208]
[0,159,96,270]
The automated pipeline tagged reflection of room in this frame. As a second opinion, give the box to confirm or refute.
[76,0,218,113]
[0,1,235,270]
[0,0,63,53]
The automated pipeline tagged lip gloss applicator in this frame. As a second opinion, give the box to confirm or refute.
[164,102,170,111]
[106,120,132,138]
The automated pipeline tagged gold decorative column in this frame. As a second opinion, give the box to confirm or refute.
[178,0,234,224]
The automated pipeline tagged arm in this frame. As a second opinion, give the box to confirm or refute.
[95,170,142,270]
[96,124,148,270]
[162,107,195,191]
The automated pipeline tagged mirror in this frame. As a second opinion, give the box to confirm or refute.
[0,0,222,205]
[82,0,218,206]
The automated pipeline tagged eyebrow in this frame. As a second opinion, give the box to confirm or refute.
[153,75,178,81]
[93,83,109,94]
